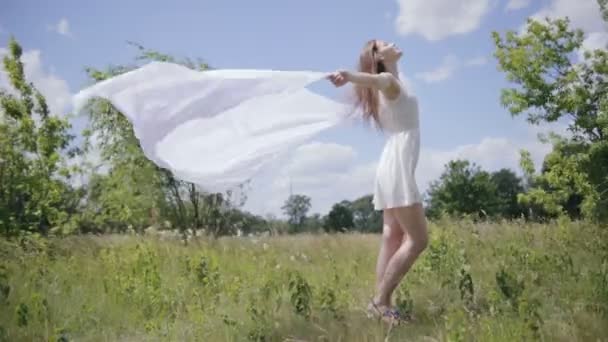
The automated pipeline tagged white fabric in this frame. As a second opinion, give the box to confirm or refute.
[72,62,344,192]
[72,61,422,209]
[373,85,422,209]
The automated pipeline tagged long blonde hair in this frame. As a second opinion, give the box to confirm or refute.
[354,40,386,127]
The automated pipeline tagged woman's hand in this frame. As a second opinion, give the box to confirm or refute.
[327,70,350,87]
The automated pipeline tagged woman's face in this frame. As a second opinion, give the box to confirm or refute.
[374,40,403,63]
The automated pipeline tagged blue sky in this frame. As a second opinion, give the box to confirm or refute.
[1,0,605,217]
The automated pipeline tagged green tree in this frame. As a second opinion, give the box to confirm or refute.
[281,194,311,232]
[0,37,78,236]
[492,4,608,222]
[303,213,324,233]
[350,195,382,233]
[490,168,526,219]
[426,160,499,219]
[324,201,354,233]
[600,0,608,22]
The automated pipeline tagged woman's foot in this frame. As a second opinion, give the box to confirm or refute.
[366,299,403,325]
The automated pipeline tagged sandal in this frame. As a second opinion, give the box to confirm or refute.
[366,299,402,325]
[383,307,408,325]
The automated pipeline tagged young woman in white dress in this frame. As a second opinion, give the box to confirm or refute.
[328,39,429,323]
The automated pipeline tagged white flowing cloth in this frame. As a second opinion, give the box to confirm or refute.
[73,61,349,192]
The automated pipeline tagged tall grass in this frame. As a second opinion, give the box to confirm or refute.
[1,218,607,341]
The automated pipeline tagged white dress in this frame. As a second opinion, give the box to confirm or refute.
[372,84,422,210]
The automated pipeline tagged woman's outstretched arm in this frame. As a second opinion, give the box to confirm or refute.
[327,70,402,99]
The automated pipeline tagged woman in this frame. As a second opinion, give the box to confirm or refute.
[328,40,429,323]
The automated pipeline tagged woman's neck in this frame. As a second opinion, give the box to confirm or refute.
[383,62,399,79]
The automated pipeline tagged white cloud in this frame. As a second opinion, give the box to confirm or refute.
[415,54,488,84]
[242,141,377,216]
[529,0,604,33]
[415,55,459,83]
[394,0,492,41]
[48,18,72,37]
[285,142,356,175]
[465,56,488,66]
[0,48,72,116]
[506,0,531,11]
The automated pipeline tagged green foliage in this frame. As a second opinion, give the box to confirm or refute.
[246,297,272,341]
[0,265,10,302]
[0,37,78,237]
[495,267,525,306]
[394,286,414,320]
[1,220,605,341]
[317,284,342,319]
[302,213,323,233]
[310,195,381,234]
[493,13,608,222]
[16,303,28,327]
[590,227,608,315]
[349,195,382,233]
[516,139,597,220]
[426,160,494,219]
[600,0,608,22]
[281,194,311,232]
[0,326,7,342]
[287,270,312,319]
[426,160,522,220]
[324,201,354,232]
[491,169,526,219]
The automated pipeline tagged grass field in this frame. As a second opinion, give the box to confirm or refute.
[1,218,607,341]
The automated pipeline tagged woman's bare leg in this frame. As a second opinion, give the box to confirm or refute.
[374,203,428,307]
[375,210,405,302]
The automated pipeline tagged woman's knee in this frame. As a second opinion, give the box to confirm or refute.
[403,230,427,254]
[382,224,404,243]
[392,204,428,250]
[382,211,403,239]
[412,216,429,253]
